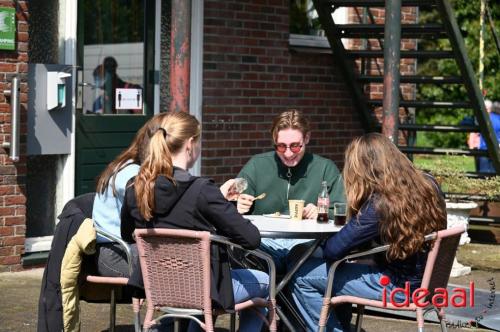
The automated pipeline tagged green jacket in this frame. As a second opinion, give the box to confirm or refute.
[237,151,346,219]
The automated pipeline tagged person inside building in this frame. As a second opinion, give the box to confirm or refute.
[92,56,142,114]
[236,109,346,273]
[290,133,447,331]
[120,111,269,332]
[478,99,500,173]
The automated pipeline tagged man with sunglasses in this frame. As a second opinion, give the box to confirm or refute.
[236,109,346,273]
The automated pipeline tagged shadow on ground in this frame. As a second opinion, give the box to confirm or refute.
[1,241,498,332]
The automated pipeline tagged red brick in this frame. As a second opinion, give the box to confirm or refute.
[0,207,15,216]
[0,185,15,195]
[0,255,20,265]
[3,236,24,246]
[0,226,13,236]
[0,63,16,72]
[4,216,24,226]
[4,195,26,205]
[14,225,25,235]
[0,246,14,256]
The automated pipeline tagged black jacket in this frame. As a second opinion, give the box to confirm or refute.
[37,192,95,332]
[121,168,261,310]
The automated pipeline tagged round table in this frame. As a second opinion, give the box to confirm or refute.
[246,215,343,238]
[245,215,343,332]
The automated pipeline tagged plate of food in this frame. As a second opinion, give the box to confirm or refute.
[263,212,290,219]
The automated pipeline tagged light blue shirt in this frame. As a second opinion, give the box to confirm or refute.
[92,162,140,243]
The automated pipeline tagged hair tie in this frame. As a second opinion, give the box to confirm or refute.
[157,128,167,138]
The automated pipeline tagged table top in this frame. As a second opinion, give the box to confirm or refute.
[246,215,343,239]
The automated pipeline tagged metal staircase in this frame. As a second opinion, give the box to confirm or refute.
[312,0,500,173]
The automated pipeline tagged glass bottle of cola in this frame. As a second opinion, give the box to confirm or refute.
[317,181,329,223]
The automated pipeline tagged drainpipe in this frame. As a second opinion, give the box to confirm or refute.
[170,0,191,113]
[382,0,402,144]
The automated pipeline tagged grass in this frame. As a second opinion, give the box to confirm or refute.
[413,155,476,173]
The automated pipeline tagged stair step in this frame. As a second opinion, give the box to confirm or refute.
[397,124,479,132]
[326,0,435,7]
[346,50,455,59]
[367,100,471,108]
[334,24,446,38]
[400,147,489,156]
[358,75,463,84]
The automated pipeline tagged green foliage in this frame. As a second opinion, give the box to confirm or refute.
[417,0,500,148]
[417,156,500,200]
[414,155,475,172]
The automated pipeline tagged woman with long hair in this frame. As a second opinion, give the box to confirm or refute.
[92,112,167,278]
[290,133,447,331]
[120,111,269,332]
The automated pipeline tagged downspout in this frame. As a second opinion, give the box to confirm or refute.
[170,0,191,113]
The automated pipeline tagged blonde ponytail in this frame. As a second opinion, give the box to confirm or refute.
[134,112,200,220]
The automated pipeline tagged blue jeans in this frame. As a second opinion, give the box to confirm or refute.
[290,257,406,332]
[188,268,269,332]
[260,238,312,274]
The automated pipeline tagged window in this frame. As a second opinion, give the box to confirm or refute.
[289,0,348,50]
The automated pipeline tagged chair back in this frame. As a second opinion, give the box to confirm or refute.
[420,225,465,297]
[134,228,212,312]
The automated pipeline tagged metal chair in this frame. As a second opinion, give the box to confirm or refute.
[82,223,142,332]
[134,228,277,332]
[318,225,466,332]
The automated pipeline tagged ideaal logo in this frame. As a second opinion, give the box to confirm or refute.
[379,276,496,329]
[379,275,474,308]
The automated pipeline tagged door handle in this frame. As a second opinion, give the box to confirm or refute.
[2,76,21,162]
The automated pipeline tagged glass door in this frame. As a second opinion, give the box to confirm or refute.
[76,0,156,195]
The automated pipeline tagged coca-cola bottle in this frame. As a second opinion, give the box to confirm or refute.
[317,181,329,223]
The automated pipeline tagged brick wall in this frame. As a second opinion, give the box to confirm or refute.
[0,1,28,272]
[202,0,364,184]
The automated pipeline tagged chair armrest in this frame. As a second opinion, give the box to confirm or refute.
[210,235,277,300]
[94,223,134,276]
[323,232,438,301]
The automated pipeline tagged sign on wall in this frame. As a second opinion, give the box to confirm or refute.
[0,7,16,51]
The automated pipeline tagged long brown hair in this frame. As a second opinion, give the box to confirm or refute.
[343,133,447,261]
[134,111,201,220]
[95,113,168,196]
[270,109,310,143]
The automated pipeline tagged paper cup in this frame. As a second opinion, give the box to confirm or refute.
[289,199,305,220]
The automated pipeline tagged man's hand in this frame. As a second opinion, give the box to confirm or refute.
[237,194,255,214]
[303,203,318,220]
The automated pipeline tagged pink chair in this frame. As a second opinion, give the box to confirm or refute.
[318,225,466,332]
[83,224,142,332]
[134,228,277,332]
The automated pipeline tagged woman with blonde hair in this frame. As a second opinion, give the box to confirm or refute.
[290,133,447,331]
[120,111,269,331]
[93,112,168,278]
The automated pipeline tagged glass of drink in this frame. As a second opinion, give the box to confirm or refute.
[334,203,347,226]
[233,177,248,194]
[225,178,248,201]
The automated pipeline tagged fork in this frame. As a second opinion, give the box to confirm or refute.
[254,192,267,200]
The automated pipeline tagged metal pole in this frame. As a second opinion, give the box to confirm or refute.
[170,0,191,113]
[382,0,402,144]
[2,76,20,161]
[479,0,485,92]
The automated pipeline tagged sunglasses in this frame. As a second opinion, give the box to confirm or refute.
[274,142,303,153]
